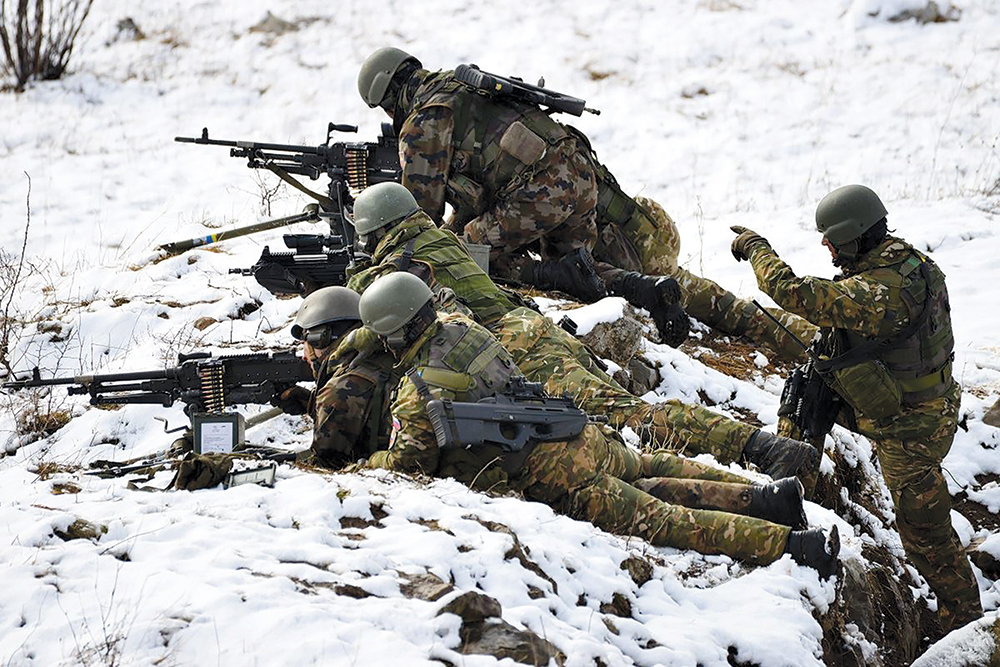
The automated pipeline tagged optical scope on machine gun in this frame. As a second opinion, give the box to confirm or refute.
[229,233,355,296]
[2,350,313,454]
[173,122,402,248]
[454,64,600,117]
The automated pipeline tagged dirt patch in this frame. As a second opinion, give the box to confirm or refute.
[681,329,795,381]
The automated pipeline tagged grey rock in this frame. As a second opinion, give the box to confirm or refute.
[886,1,960,24]
[983,397,1000,428]
[580,309,644,367]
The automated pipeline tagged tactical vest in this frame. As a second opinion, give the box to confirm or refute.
[409,71,573,215]
[408,315,518,403]
[387,219,519,325]
[831,245,954,405]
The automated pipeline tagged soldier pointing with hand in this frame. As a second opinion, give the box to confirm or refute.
[730,184,982,634]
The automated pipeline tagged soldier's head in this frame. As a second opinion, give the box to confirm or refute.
[359,272,436,355]
[353,182,421,255]
[358,47,422,117]
[291,286,362,372]
[815,184,889,267]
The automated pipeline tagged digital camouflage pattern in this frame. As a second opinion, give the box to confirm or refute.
[492,306,757,464]
[745,236,982,632]
[369,311,791,563]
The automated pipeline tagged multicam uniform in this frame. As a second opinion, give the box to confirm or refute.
[368,311,791,563]
[348,210,762,466]
[744,235,981,631]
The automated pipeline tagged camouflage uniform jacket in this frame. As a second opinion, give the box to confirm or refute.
[346,210,521,325]
[746,235,958,439]
[395,69,577,225]
[311,327,399,464]
[368,312,522,485]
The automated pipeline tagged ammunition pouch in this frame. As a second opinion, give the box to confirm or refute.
[819,359,901,421]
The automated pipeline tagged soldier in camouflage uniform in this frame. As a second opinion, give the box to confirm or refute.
[357,47,689,347]
[279,286,400,467]
[731,184,982,632]
[359,271,839,571]
[347,182,820,484]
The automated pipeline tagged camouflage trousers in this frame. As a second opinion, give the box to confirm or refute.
[513,425,790,563]
[492,307,756,464]
[782,382,981,632]
[591,195,816,363]
[464,140,598,280]
[861,383,982,633]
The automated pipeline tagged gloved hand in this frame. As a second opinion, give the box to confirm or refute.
[463,219,487,244]
[730,225,770,262]
[275,386,312,416]
[654,302,691,348]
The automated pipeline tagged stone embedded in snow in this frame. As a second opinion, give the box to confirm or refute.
[580,308,644,366]
[886,1,961,23]
[984,398,1000,428]
[249,12,298,35]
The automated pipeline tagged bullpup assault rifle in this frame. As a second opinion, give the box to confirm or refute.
[423,376,591,475]
[3,350,313,453]
[454,64,600,117]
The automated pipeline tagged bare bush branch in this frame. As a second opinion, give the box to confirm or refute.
[0,0,94,91]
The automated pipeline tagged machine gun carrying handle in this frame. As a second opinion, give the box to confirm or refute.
[178,351,213,363]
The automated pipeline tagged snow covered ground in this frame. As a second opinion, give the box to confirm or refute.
[1,0,999,665]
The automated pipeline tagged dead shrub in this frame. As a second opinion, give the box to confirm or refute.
[0,0,95,92]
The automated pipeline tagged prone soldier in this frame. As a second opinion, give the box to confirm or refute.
[357,271,839,572]
[346,182,820,486]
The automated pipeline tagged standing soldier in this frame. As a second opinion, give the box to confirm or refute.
[356,47,689,346]
[358,271,839,573]
[730,184,982,633]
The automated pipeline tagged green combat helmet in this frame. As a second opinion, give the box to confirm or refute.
[353,182,421,247]
[291,286,361,347]
[815,184,888,261]
[359,271,433,336]
[358,47,421,108]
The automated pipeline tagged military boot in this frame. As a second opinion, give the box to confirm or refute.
[635,476,807,530]
[527,248,607,302]
[784,525,840,579]
[749,477,808,530]
[608,271,690,347]
[742,430,819,482]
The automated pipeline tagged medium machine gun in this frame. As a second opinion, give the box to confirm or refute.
[454,64,600,117]
[174,122,401,246]
[3,350,313,453]
[229,233,353,295]
[425,377,589,454]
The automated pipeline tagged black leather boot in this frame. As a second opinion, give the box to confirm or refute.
[743,430,819,482]
[528,248,607,302]
[748,477,808,530]
[607,272,690,347]
[785,525,840,579]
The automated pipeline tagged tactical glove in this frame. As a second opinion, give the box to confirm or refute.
[276,386,312,416]
[730,225,770,262]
